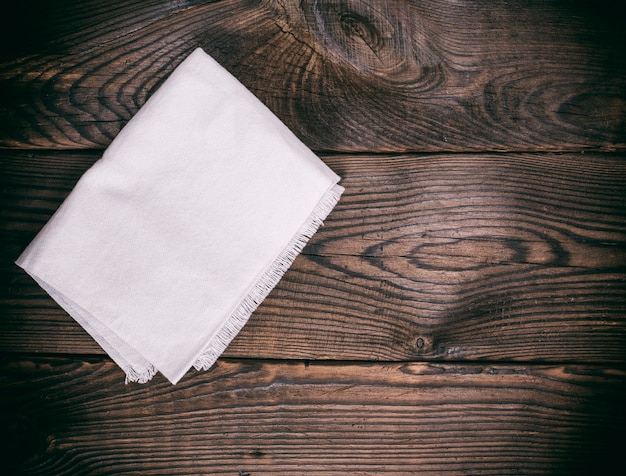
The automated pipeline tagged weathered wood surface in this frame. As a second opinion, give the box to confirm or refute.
[2,0,626,474]
[1,0,625,152]
[2,151,625,363]
[2,358,625,475]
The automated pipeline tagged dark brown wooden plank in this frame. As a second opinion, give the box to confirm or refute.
[1,358,624,475]
[1,0,625,152]
[2,151,625,362]
[5,256,626,363]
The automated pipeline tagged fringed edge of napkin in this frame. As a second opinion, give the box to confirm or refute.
[192,183,344,372]
[124,365,158,384]
[123,183,344,384]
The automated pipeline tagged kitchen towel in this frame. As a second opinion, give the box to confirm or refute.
[16,48,344,384]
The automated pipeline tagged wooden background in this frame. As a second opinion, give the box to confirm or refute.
[1,0,625,474]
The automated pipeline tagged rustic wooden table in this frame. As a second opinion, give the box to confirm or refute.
[2,1,626,474]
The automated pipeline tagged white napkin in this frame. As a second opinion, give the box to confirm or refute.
[16,48,344,384]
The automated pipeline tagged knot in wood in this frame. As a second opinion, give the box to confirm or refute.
[303,0,421,76]
[338,11,385,53]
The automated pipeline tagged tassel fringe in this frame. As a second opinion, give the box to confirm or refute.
[124,364,157,384]
[192,183,345,372]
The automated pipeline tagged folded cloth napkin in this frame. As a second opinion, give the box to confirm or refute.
[16,48,344,384]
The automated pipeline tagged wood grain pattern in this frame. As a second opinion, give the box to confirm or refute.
[2,151,625,363]
[2,358,625,475]
[1,0,625,152]
[2,1,626,474]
